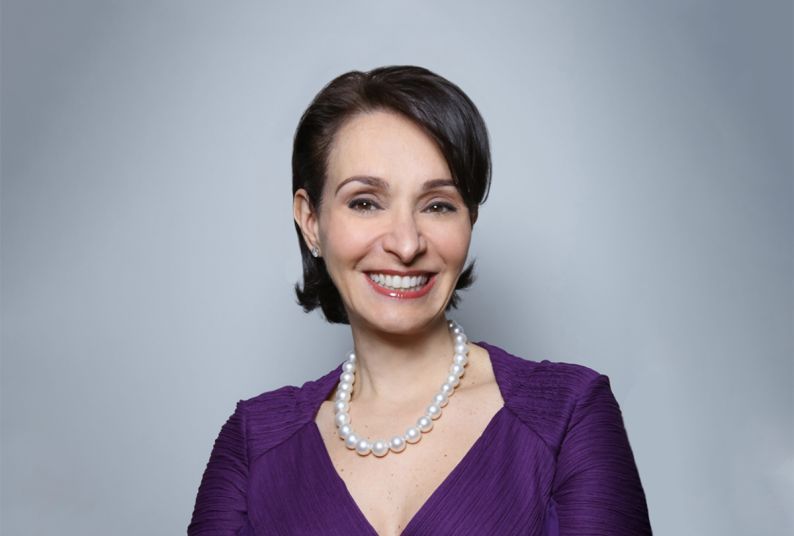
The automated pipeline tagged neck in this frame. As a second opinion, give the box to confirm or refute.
[348,315,455,405]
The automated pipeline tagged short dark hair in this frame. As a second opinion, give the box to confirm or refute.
[292,65,491,324]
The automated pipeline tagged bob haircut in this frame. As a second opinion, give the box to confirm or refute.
[292,65,491,324]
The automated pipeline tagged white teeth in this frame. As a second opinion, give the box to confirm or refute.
[368,273,430,291]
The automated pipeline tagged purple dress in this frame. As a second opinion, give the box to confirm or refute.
[188,342,652,535]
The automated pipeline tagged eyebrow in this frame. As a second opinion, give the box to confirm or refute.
[335,175,388,195]
[421,178,456,191]
[335,176,456,195]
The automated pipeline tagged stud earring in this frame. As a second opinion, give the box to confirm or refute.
[311,246,320,258]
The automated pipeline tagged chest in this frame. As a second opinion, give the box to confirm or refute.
[314,390,504,536]
[245,404,556,536]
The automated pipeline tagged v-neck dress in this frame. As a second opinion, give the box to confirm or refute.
[188,342,652,535]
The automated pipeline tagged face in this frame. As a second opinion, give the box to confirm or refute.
[295,110,473,335]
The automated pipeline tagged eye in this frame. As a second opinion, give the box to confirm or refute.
[424,201,457,214]
[348,198,381,212]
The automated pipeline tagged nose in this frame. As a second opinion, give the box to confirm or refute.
[382,208,427,264]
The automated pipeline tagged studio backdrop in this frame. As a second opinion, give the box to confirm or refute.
[2,1,791,535]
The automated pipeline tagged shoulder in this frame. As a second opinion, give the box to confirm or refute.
[477,341,609,453]
[232,363,341,461]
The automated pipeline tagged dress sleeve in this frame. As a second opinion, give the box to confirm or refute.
[188,401,249,535]
[551,374,652,535]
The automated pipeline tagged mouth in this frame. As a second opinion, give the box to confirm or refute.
[364,271,437,299]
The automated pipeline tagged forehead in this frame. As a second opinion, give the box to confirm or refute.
[326,110,451,186]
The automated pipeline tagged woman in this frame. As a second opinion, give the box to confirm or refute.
[189,66,651,535]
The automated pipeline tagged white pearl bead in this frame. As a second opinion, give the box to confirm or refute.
[334,322,469,459]
[389,435,406,453]
[334,412,350,427]
[355,438,371,455]
[417,415,433,432]
[405,427,421,443]
[427,404,442,419]
[371,440,389,457]
[433,392,449,407]
[345,433,359,449]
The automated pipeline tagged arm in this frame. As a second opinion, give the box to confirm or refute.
[552,374,652,535]
[188,401,249,535]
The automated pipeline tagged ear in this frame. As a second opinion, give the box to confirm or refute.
[293,188,321,254]
[469,206,478,226]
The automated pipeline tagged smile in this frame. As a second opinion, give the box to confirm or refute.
[364,272,436,298]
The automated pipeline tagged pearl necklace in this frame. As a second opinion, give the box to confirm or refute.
[333,320,470,457]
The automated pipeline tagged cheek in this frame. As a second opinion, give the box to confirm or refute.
[319,216,373,268]
[429,224,472,266]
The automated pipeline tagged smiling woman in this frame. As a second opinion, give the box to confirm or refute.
[295,109,473,335]
[188,66,652,535]
[291,66,489,327]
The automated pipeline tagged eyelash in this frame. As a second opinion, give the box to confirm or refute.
[425,202,457,214]
[348,198,381,212]
[347,198,458,214]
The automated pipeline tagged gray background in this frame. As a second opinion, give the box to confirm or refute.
[2,1,792,534]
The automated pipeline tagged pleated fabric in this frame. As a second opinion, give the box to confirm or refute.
[188,342,652,535]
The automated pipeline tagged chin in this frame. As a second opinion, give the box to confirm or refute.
[344,276,456,335]
[361,308,445,337]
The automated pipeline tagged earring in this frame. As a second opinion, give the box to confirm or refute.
[311,246,320,258]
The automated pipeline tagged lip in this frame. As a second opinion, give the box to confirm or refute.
[364,272,437,299]
[367,269,432,277]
